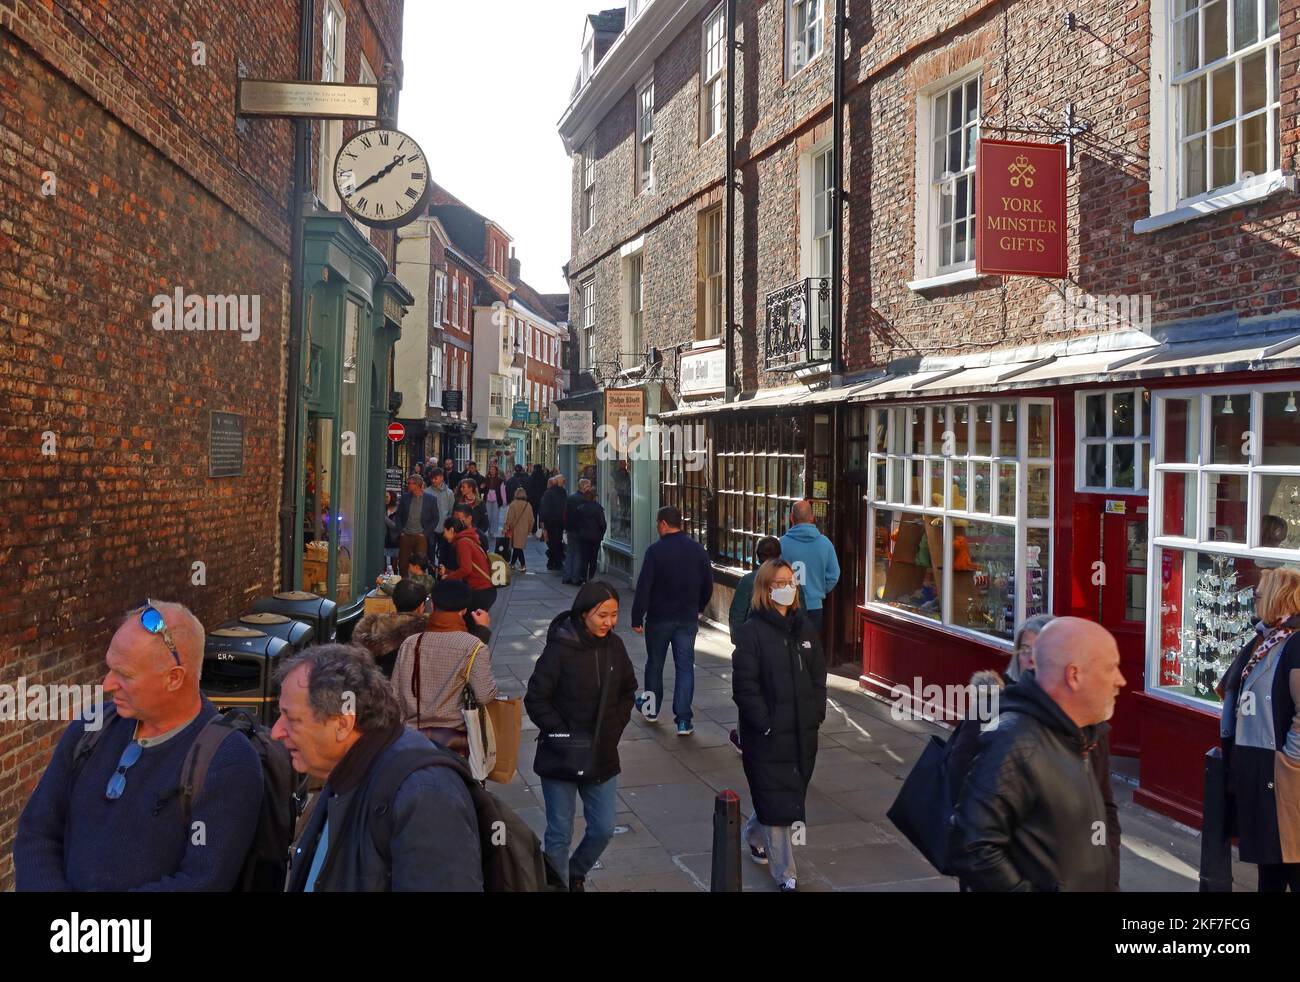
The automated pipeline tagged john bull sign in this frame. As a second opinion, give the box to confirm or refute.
[976,139,1067,279]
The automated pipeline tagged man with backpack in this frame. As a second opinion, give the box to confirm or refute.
[14,600,266,891]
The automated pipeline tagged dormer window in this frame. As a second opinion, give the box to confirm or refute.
[581,37,595,83]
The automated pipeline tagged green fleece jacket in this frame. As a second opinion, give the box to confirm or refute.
[729,570,757,642]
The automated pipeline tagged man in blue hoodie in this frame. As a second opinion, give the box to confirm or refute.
[779,500,840,631]
[631,506,713,735]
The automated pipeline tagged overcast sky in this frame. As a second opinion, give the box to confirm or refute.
[401,0,600,296]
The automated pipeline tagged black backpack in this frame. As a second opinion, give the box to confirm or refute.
[368,742,564,892]
[72,704,300,892]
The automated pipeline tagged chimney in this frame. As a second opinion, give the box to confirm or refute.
[507,246,521,284]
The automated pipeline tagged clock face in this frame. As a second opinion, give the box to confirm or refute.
[333,127,432,229]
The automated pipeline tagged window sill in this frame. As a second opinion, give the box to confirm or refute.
[862,601,1015,652]
[785,51,823,84]
[1134,171,1296,234]
[906,266,982,293]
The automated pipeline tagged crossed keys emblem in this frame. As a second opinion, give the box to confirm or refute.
[1007,154,1036,188]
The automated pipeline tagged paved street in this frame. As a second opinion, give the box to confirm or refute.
[483,537,1258,892]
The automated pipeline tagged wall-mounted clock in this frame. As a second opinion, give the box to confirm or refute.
[333,127,432,229]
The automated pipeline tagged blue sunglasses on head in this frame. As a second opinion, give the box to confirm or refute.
[137,599,181,667]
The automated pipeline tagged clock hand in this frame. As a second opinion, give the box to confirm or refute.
[352,154,407,194]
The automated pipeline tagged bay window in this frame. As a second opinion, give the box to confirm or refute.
[1149,384,1300,706]
[867,399,1053,644]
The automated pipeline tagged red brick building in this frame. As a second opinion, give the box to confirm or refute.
[560,0,1300,824]
[0,0,410,886]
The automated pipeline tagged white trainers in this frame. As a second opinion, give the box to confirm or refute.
[779,878,797,892]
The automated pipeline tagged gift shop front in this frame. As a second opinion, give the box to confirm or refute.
[854,320,1300,825]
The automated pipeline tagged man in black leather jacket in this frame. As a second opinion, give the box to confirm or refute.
[949,617,1126,891]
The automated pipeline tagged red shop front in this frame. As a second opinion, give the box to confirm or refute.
[855,356,1300,828]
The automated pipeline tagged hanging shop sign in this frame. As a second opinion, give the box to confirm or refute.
[558,411,594,446]
[441,390,464,414]
[512,400,529,424]
[975,139,1067,279]
[604,388,646,456]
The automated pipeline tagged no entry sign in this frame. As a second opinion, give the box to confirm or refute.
[387,422,406,443]
[976,139,1067,279]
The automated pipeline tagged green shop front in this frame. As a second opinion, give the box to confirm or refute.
[294,215,412,625]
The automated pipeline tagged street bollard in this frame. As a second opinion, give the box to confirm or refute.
[1198,747,1233,892]
[710,789,742,892]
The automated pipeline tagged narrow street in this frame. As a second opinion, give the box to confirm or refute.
[486,538,1257,892]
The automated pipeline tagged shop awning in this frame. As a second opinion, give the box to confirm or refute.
[656,316,1300,417]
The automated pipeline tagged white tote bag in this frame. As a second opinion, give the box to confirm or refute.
[459,645,497,782]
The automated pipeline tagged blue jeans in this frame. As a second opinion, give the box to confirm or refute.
[745,813,797,884]
[563,534,584,582]
[643,618,698,724]
[540,775,619,886]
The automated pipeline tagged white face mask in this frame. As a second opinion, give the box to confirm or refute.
[770,585,797,607]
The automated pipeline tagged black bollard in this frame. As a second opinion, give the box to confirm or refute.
[1199,747,1233,892]
[710,789,742,892]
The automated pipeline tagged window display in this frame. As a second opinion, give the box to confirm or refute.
[866,398,1053,645]
[1150,386,1300,707]
[1076,388,1151,492]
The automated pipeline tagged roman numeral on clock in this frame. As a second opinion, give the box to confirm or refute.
[405,187,418,199]
[376,203,385,217]
[360,136,372,149]
[379,132,390,145]
[356,196,368,211]
[411,172,424,181]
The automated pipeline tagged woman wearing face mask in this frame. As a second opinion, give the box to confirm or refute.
[525,581,638,891]
[731,559,827,892]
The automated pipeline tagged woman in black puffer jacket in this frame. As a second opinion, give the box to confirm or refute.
[525,581,637,891]
[732,559,827,892]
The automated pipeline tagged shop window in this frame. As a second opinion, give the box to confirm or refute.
[867,399,1053,645]
[1150,384,1300,707]
[1077,388,1152,492]
[713,415,807,568]
[302,416,334,595]
[335,300,362,605]
[607,460,632,545]
[660,423,710,550]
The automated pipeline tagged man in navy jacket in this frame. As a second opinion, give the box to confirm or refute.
[631,506,714,735]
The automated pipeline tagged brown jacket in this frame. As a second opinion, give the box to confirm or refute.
[504,499,535,550]
[351,611,427,663]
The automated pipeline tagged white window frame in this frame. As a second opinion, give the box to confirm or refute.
[318,0,346,211]
[1140,0,1288,233]
[450,276,460,328]
[1147,381,1300,711]
[1075,388,1153,492]
[582,37,595,85]
[490,374,507,418]
[799,140,834,281]
[582,141,596,231]
[699,206,724,339]
[637,76,655,194]
[623,250,645,365]
[866,398,1055,650]
[433,270,447,326]
[701,4,726,144]
[916,71,981,279]
[786,0,824,78]
[582,278,597,370]
[428,345,443,409]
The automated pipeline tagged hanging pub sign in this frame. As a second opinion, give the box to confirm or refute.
[975,139,1067,279]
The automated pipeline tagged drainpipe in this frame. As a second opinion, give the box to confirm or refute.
[279,0,314,589]
[724,0,737,403]
[830,0,846,383]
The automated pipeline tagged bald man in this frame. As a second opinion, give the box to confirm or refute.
[779,501,839,632]
[15,601,264,891]
[949,617,1125,892]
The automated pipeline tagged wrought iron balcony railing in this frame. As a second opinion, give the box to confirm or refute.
[765,277,832,371]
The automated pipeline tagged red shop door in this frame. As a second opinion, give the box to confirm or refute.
[1071,496,1148,757]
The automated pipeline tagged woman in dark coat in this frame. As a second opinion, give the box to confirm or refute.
[1218,567,1300,892]
[573,488,607,585]
[525,581,638,891]
[731,559,827,892]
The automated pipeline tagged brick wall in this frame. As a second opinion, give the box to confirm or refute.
[566,0,1300,392]
[0,0,404,888]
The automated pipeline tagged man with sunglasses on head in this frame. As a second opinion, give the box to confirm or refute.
[14,600,263,891]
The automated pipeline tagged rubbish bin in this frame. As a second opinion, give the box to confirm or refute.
[249,591,337,643]
[202,626,291,727]
[228,612,316,653]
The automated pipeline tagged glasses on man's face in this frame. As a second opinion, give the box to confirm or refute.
[137,599,181,666]
[105,739,143,800]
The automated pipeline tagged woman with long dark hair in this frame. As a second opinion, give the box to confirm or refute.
[525,581,637,891]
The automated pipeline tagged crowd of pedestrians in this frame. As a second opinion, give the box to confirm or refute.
[10,489,1298,895]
